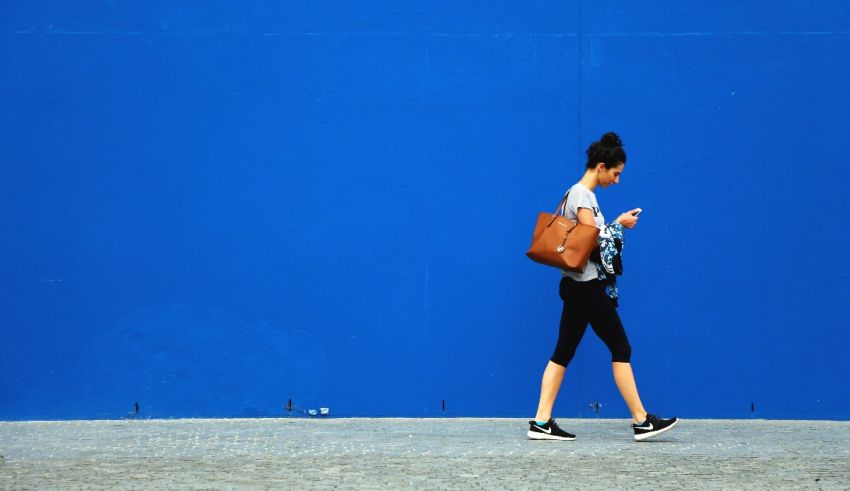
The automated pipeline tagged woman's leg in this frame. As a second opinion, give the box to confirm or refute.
[586,280,648,423]
[534,278,589,421]
[534,361,566,421]
[612,362,647,424]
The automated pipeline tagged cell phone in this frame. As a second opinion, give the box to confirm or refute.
[632,208,643,216]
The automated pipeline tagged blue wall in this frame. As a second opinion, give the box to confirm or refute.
[2,2,849,420]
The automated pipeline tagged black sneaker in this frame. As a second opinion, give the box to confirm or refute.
[527,418,576,441]
[632,414,679,441]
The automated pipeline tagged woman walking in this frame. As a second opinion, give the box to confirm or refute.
[527,132,678,442]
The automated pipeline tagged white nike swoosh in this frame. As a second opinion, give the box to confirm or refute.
[534,426,552,434]
[637,423,654,431]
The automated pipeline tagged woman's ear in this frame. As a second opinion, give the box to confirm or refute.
[595,162,606,172]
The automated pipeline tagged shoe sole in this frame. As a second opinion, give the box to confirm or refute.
[633,419,679,441]
[527,430,576,441]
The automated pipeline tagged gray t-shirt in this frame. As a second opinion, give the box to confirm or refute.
[560,183,604,281]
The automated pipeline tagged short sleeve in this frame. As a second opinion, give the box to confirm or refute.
[566,186,595,216]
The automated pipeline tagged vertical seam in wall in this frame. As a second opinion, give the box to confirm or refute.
[576,0,583,155]
[575,0,584,412]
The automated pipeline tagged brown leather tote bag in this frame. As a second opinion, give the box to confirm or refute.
[526,192,600,272]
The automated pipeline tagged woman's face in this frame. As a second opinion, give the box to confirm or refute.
[597,162,625,188]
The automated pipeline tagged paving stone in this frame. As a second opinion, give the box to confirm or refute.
[0,418,848,489]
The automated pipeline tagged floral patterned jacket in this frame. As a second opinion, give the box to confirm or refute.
[594,222,625,306]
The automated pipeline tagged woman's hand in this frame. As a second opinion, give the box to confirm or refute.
[616,209,641,229]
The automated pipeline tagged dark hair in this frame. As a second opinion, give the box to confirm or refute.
[585,132,626,169]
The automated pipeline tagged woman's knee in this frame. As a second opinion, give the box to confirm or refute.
[610,342,631,363]
[550,348,576,367]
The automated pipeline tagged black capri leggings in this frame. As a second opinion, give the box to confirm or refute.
[551,276,632,366]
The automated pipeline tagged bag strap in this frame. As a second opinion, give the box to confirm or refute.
[546,190,571,227]
[553,190,570,215]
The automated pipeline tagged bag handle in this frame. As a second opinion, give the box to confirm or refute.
[553,191,570,216]
[546,191,571,226]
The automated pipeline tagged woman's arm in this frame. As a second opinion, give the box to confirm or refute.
[578,207,639,229]
[576,208,596,226]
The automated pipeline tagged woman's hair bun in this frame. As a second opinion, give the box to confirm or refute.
[600,132,623,148]
[585,131,627,168]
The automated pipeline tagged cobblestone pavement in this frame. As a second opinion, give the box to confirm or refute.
[1,418,848,490]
